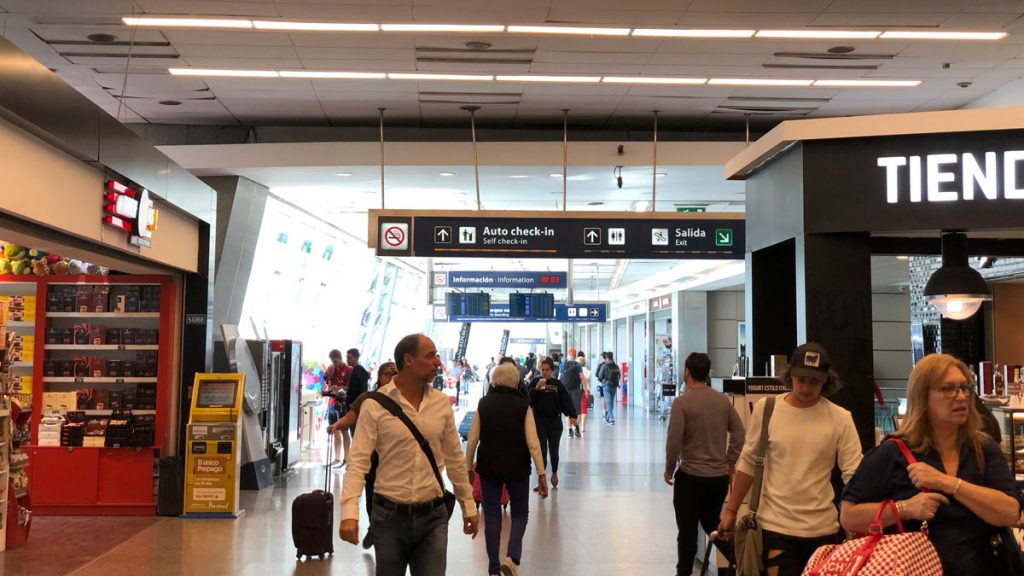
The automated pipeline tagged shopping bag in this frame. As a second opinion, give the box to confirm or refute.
[802,500,943,576]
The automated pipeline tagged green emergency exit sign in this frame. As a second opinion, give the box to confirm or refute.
[715,229,733,247]
[676,206,706,213]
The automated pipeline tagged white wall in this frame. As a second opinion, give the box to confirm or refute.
[708,290,745,379]
[872,292,912,400]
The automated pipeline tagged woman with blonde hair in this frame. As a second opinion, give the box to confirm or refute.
[840,353,1020,575]
[467,363,547,576]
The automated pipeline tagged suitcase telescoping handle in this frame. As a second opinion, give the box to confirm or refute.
[324,433,332,492]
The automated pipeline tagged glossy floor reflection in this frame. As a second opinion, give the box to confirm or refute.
[17,403,690,575]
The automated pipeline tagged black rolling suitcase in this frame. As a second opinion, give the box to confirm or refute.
[699,531,735,576]
[292,441,335,560]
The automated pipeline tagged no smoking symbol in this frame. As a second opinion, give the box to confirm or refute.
[381,223,409,251]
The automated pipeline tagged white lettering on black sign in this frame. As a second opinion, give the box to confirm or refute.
[878,151,1024,204]
[482,226,556,246]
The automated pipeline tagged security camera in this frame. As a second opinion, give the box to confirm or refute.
[614,166,623,189]
[957,82,972,88]
[617,145,624,156]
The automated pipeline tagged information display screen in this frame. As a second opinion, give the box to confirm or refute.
[195,379,239,408]
[509,293,555,318]
[445,292,490,316]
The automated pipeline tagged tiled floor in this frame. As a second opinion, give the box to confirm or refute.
[7,403,696,575]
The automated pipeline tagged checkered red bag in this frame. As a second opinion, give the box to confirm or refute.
[802,500,943,576]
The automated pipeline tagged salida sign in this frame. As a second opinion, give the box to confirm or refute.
[411,215,744,259]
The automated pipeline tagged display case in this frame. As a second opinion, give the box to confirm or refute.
[997,407,1024,485]
[1,274,173,515]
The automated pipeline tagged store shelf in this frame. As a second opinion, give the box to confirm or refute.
[42,377,156,384]
[77,410,155,416]
[46,312,159,319]
[5,322,35,330]
[44,345,159,351]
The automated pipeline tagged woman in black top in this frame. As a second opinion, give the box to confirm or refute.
[840,354,1019,576]
[528,357,578,489]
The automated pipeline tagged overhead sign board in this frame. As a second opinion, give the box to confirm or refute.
[370,210,744,259]
[442,302,607,323]
[447,271,567,288]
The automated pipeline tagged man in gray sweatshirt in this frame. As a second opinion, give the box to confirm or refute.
[664,352,745,576]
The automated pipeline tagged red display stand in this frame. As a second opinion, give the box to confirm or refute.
[1,274,174,516]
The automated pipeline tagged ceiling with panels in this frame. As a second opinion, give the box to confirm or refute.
[0,0,1022,131]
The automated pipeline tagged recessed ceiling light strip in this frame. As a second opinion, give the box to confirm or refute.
[507,25,630,36]
[123,17,253,28]
[123,18,1008,41]
[168,67,921,87]
[632,29,755,38]
[755,30,881,39]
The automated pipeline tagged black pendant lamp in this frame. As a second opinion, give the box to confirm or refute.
[923,232,991,320]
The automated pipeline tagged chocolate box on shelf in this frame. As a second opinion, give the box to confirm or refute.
[75,286,94,314]
[89,325,106,346]
[92,286,110,313]
[73,323,91,345]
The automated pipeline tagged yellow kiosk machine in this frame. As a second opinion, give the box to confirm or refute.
[184,373,246,517]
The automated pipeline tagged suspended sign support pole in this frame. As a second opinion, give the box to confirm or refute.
[378,107,386,209]
[563,109,572,306]
[651,110,660,212]
[562,108,569,212]
[461,105,483,210]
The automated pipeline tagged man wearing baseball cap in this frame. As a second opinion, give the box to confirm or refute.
[718,342,863,576]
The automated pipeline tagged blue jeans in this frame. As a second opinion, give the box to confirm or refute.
[370,496,449,576]
[603,385,618,422]
[479,474,530,575]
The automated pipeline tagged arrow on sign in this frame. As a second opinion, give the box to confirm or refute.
[589,308,598,317]
[584,228,601,245]
[438,229,449,241]
[587,230,598,241]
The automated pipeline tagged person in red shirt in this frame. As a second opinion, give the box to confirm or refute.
[323,349,352,466]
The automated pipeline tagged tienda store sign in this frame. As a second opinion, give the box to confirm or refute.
[103,180,159,248]
[877,151,1024,204]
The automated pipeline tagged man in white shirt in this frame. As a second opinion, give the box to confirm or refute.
[339,334,479,575]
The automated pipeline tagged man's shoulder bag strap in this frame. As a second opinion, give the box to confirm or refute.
[365,391,447,494]
[748,396,777,515]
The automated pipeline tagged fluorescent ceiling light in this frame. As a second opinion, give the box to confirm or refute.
[880,31,1007,40]
[756,30,881,39]
[603,76,707,85]
[336,173,353,177]
[169,68,279,77]
[632,28,755,38]
[813,79,921,87]
[388,72,494,81]
[280,70,386,79]
[549,173,563,178]
[253,21,379,31]
[709,78,814,86]
[381,23,504,33]
[497,75,601,83]
[123,17,253,28]
[507,25,630,36]
[438,172,456,176]
[633,200,651,212]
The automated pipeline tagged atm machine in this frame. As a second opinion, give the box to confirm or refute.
[183,373,246,518]
[219,326,274,491]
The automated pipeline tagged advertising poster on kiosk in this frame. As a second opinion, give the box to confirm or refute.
[184,374,246,518]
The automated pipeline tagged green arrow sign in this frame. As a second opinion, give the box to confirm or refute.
[715,228,733,247]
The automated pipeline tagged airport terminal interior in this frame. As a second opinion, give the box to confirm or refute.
[2,0,1024,574]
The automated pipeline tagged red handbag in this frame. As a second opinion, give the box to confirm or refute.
[802,439,944,576]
